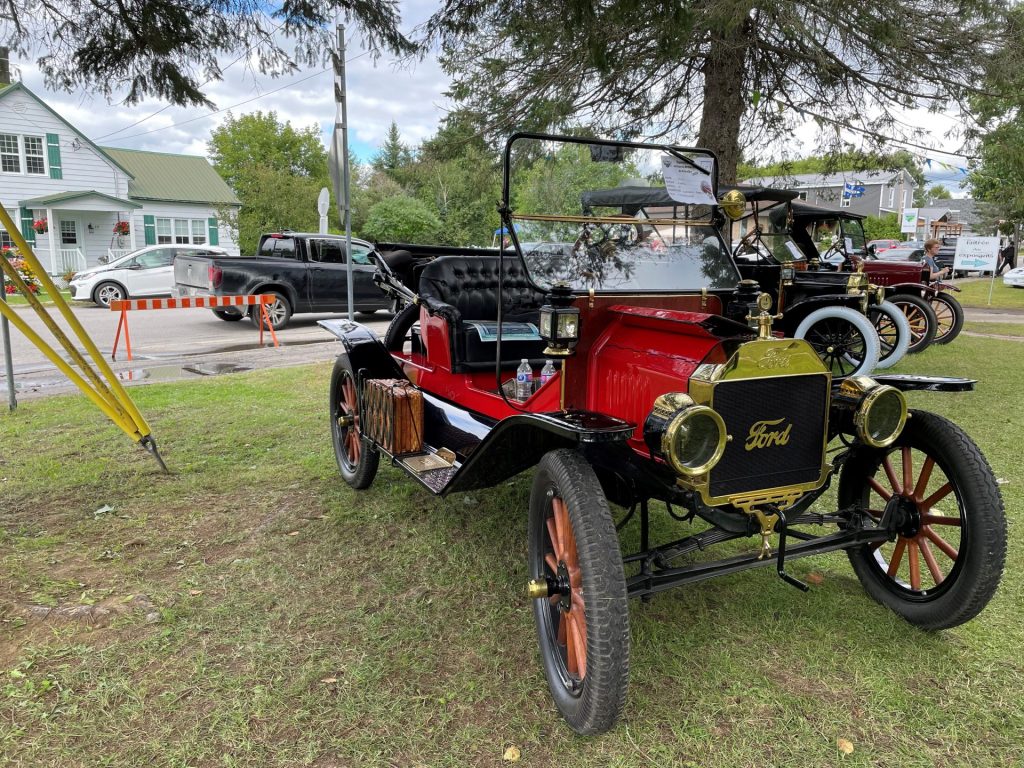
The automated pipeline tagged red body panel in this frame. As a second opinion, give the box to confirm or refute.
[854,259,928,287]
[586,307,726,451]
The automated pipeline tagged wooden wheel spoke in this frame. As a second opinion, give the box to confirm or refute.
[908,540,921,590]
[557,612,566,645]
[923,526,959,561]
[913,456,935,501]
[565,613,578,675]
[901,447,914,495]
[882,456,901,495]
[545,553,559,574]
[921,514,961,527]
[572,586,585,613]
[887,538,907,577]
[867,478,892,503]
[546,518,562,560]
[552,498,569,560]
[920,483,953,512]
[918,537,945,585]
[566,612,587,678]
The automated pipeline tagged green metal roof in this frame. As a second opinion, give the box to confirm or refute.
[101,147,241,206]
[20,190,141,209]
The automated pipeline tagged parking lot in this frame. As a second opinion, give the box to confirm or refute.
[0,301,394,397]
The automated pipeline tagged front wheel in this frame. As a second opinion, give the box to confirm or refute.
[528,450,629,734]
[928,292,964,345]
[329,355,379,489]
[869,301,911,369]
[794,306,880,377]
[93,282,126,308]
[211,309,244,322]
[889,294,937,353]
[838,410,1006,630]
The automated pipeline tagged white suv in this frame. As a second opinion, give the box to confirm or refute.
[70,245,228,307]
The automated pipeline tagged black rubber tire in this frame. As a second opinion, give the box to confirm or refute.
[211,309,244,322]
[93,281,126,308]
[868,301,911,369]
[254,290,291,331]
[838,410,1006,630]
[794,306,880,377]
[928,292,964,345]
[888,294,937,354]
[528,449,629,735]
[329,355,380,489]
[384,303,419,353]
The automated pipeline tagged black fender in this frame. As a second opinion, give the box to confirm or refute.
[247,280,300,311]
[441,410,635,495]
[779,294,864,331]
[318,319,406,380]
[871,374,976,392]
[885,282,936,299]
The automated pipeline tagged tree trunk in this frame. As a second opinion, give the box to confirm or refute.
[697,20,751,186]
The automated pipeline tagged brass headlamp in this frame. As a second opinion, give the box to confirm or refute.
[838,376,908,448]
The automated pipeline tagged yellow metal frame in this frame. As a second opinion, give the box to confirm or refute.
[0,206,160,463]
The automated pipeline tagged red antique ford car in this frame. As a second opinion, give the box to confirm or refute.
[321,134,1005,734]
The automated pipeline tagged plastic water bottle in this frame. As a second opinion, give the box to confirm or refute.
[515,359,534,400]
[540,360,557,385]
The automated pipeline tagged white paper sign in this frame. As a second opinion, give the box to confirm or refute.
[953,236,999,272]
[661,155,717,205]
[900,208,918,234]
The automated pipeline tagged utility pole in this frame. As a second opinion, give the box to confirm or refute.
[329,24,355,322]
[0,288,15,410]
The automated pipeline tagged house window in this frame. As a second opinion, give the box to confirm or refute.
[0,134,19,173]
[888,186,895,208]
[797,191,807,200]
[173,219,189,244]
[190,220,206,244]
[156,218,173,244]
[23,136,45,175]
[60,220,77,245]
[0,230,14,249]
[840,195,852,208]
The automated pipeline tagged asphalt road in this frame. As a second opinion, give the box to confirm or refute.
[0,300,394,398]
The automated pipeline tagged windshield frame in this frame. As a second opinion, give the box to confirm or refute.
[500,132,739,294]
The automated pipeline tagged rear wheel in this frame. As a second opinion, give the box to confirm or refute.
[794,306,880,377]
[869,301,911,369]
[254,290,291,331]
[888,294,937,353]
[928,292,964,345]
[528,450,629,735]
[329,355,379,489]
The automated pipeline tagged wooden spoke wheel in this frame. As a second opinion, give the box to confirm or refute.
[329,355,379,489]
[528,449,628,734]
[888,294,937,353]
[794,306,880,378]
[839,411,1006,629]
[927,292,964,345]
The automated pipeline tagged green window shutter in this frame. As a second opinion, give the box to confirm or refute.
[46,134,62,180]
[208,217,219,246]
[143,215,156,245]
[19,207,35,246]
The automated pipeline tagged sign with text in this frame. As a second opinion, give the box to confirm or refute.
[953,236,999,272]
[661,155,717,205]
[900,208,918,234]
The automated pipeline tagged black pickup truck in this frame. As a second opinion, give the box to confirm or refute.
[173,232,392,329]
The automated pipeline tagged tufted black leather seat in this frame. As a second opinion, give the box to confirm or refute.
[418,255,549,370]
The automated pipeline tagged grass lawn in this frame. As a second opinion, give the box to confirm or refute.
[1,337,1022,767]
[1,289,73,307]
[951,278,1024,310]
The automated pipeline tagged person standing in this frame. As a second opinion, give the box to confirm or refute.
[998,242,1015,275]
[923,239,950,281]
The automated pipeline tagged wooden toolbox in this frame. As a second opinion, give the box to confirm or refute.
[362,379,424,455]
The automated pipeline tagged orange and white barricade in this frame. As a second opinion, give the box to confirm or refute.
[110,295,280,361]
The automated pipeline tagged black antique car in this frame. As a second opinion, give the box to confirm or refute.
[322,133,1006,734]
[578,183,910,376]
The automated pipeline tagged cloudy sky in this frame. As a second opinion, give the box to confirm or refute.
[8,1,973,196]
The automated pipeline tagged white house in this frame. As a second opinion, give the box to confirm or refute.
[744,170,917,219]
[0,79,241,276]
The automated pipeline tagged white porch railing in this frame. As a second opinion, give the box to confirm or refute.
[57,248,86,274]
[107,248,132,262]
